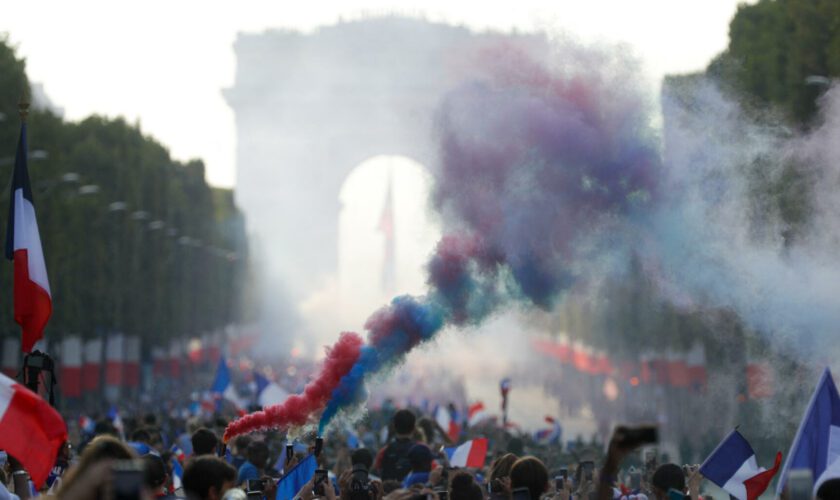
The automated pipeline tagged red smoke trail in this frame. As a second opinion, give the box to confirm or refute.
[223,332,363,442]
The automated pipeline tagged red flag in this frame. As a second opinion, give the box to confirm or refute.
[5,122,52,353]
[0,372,67,488]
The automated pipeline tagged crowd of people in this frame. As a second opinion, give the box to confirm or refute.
[3,400,840,500]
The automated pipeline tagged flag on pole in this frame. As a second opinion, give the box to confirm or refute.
[0,372,67,488]
[500,378,511,425]
[276,454,317,500]
[776,368,840,495]
[699,429,781,500]
[435,404,460,442]
[378,170,395,292]
[467,402,490,426]
[5,118,51,353]
[444,438,488,468]
[534,416,563,445]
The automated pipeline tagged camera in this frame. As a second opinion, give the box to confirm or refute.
[349,463,375,500]
[111,460,146,500]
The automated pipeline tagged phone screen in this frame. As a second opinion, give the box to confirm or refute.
[313,469,328,495]
[112,461,145,500]
[247,479,264,492]
[554,477,565,491]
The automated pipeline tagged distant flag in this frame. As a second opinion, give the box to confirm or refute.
[776,368,840,495]
[378,170,396,292]
[444,438,488,468]
[0,372,67,488]
[170,444,186,463]
[500,378,511,426]
[211,356,244,411]
[254,371,290,407]
[170,456,184,491]
[78,415,95,435]
[108,405,125,440]
[4,111,51,353]
[534,416,562,445]
[700,429,780,500]
[435,404,460,442]
[467,402,490,426]
[276,454,317,500]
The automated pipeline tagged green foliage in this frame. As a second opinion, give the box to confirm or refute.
[0,40,254,352]
[723,0,840,124]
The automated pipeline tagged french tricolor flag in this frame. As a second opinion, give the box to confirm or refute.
[435,404,461,442]
[445,438,488,468]
[5,120,51,353]
[699,429,781,500]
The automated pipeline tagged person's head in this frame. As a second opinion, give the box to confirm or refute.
[233,435,252,456]
[246,441,270,469]
[131,428,153,444]
[510,456,549,500]
[416,417,436,444]
[351,448,374,470]
[57,435,136,497]
[651,464,685,500]
[191,428,219,456]
[818,478,840,499]
[449,471,483,500]
[393,409,416,436]
[488,453,518,493]
[183,456,237,500]
[407,444,433,473]
[143,454,168,494]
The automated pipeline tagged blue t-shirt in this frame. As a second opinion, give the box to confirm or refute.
[238,461,260,485]
[402,471,430,488]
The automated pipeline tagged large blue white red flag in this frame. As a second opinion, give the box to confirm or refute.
[776,368,840,496]
[445,438,488,468]
[4,120,51,353]
[699,429,780,500]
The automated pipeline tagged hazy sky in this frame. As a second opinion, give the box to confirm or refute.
[2,0,747,187]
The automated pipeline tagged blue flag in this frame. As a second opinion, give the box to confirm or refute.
[211,356,231,393]
[777,368,840,495]
[276,454,317,500]
[254,371,270,395]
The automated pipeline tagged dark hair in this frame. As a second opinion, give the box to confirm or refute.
[143,413,158,427]
[131,428,153,444]
[183,456,236,500]
[246,441,270,468]
[449,471,483,500]
[510,456,549,500]
[191,428,219,456]
[234,435,252,454]
[143,454,167,490]
[818,478,840,500]
[489,453,518,481]
[407,444,433,472]
[351,448,374,470]
[652,464,685,493]
[393,409,416,435]
[416,417,436,443]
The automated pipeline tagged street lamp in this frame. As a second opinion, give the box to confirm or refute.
[78,184,100,195]
[108,201,128,212]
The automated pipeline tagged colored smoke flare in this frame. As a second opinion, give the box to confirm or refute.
[312,39,662,431]
[223,332,363,442]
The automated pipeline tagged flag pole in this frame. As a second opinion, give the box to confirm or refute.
[15,88,57,405]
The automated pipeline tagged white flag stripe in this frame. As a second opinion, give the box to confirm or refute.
[12,190,50,295]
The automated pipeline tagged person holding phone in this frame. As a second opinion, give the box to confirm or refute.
[295,471,337,500]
